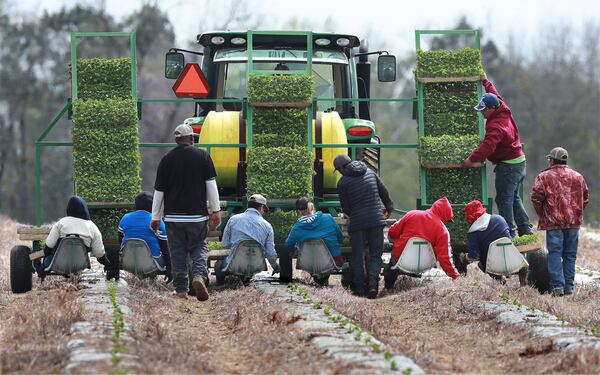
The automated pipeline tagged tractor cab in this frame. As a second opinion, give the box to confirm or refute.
[165,31,396,198]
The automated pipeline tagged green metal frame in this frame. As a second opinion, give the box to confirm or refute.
[35,30,422,225]
[414,29,490,211]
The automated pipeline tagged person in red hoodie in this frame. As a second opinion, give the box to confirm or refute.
[384,197,459,289]
[463,73,533,238]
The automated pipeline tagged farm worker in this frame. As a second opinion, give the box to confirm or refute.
[384,197,459,289]
[113,191,172,283]
[215,194,280,284]
[284,197,345,286]
[531,147,589,297]
[459,200,528,286]
[334,154,394,299]
[462,72,533,238]
[42,195,109,273]
[151,124,221,301]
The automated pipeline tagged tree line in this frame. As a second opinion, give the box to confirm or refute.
[0,4,597,226]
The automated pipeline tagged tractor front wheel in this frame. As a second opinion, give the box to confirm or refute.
[10,245,33,293]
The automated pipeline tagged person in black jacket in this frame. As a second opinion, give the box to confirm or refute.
[334,154,394,298]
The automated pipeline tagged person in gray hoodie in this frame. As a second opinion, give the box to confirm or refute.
[334,154,394,298]
[285,197,345,285]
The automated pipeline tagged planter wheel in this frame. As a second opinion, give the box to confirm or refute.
[10,245,33,293]
[526,247,551,294]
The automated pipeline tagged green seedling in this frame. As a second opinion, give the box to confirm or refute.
[512,298,522,308]
[323,306,331,315]
[371,343,383,353]
[528,306,536,313]
[313,301,322,309]
[354,331,362,341]
[500,292,510,302]
[384,351,393,361]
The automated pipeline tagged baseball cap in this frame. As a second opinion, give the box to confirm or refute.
[249,194,268,209]
[474,93,500,111]
[333,154,352,172]
[295,196,310,211]
[546,147,568,161]
[465,200,487,223]
[173,124,194,138]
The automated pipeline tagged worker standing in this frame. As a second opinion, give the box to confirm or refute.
[151,124,221,301]
[531,147,589,296]
[334,154,394,299]
[463,72,533,238]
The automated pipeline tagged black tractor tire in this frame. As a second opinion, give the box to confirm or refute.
[10,245,33,293]
[527,247,551,294]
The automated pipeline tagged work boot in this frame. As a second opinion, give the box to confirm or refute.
[366,287,378,299]
[551,287,564,297]
[174,291,188,299]
[517,225,534,237]
[192,276,209,301]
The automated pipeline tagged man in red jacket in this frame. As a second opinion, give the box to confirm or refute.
[463,73,533,238]
[384,197,459,289]
[531,147,589,296]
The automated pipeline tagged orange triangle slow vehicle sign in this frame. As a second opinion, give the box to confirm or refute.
[172,63,211,98]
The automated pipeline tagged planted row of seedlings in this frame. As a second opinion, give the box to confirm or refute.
[246,74,314,240]
[72,57,141,241]
[107,281,127,374]
[416,48,484,246]
[287,283,404,371]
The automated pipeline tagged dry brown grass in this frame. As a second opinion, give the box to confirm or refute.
[308,267,600,374]
[576,231,600,270]
[127,279,350,375]
[0,216,87,374]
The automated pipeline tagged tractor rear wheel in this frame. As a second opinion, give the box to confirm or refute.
[527,247,551,294]
[10,245,33,293]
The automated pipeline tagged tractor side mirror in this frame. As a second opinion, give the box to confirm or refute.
[165,52,185,79]
[377,54,396,82]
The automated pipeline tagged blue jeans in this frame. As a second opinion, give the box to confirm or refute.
[546,228,579,293]
[494,161,531,237]
[165,221,209,293]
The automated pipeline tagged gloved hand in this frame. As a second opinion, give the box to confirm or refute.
[164,265,173,284]
[96,255,110,268]
[150,220,160,232]
[271,260,280,275]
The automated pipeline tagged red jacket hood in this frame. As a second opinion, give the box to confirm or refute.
[429,197,453,222]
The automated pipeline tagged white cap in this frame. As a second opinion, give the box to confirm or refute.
[174,124,194,138]
[249,194,268,209]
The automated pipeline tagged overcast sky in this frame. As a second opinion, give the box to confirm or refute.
[8,0,600,55]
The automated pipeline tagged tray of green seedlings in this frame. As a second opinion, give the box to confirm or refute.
[419,134,481,168]
[248,74,313,107]
[416,48,484,82]
[514,233,541,253]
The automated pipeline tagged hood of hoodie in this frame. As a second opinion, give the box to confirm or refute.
[296,211,324,229]
[429,197,453,222]
[66,195,90,220]
[468,213,491,233]
[488,101,512,121]
[342,160,367,177]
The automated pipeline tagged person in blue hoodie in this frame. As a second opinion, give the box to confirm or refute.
[285,197,345,285]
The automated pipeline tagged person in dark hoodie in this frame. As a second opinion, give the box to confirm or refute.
[334,154,394,298]
[384,196,459,289]
[459,199,527,286]
[285,197,345,285]
[463,72,533,238]
[42,196,109,272]
[112,191,172,282]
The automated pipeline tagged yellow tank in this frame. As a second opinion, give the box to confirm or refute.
[199,111,245,188]
[314,112,347,189]
[199,110,347,190]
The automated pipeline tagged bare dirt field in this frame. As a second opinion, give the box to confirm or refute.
[1,213,599,374]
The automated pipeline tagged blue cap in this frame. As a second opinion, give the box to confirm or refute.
[474,93,500,111]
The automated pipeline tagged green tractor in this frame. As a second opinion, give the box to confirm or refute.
[164,31,397,202]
